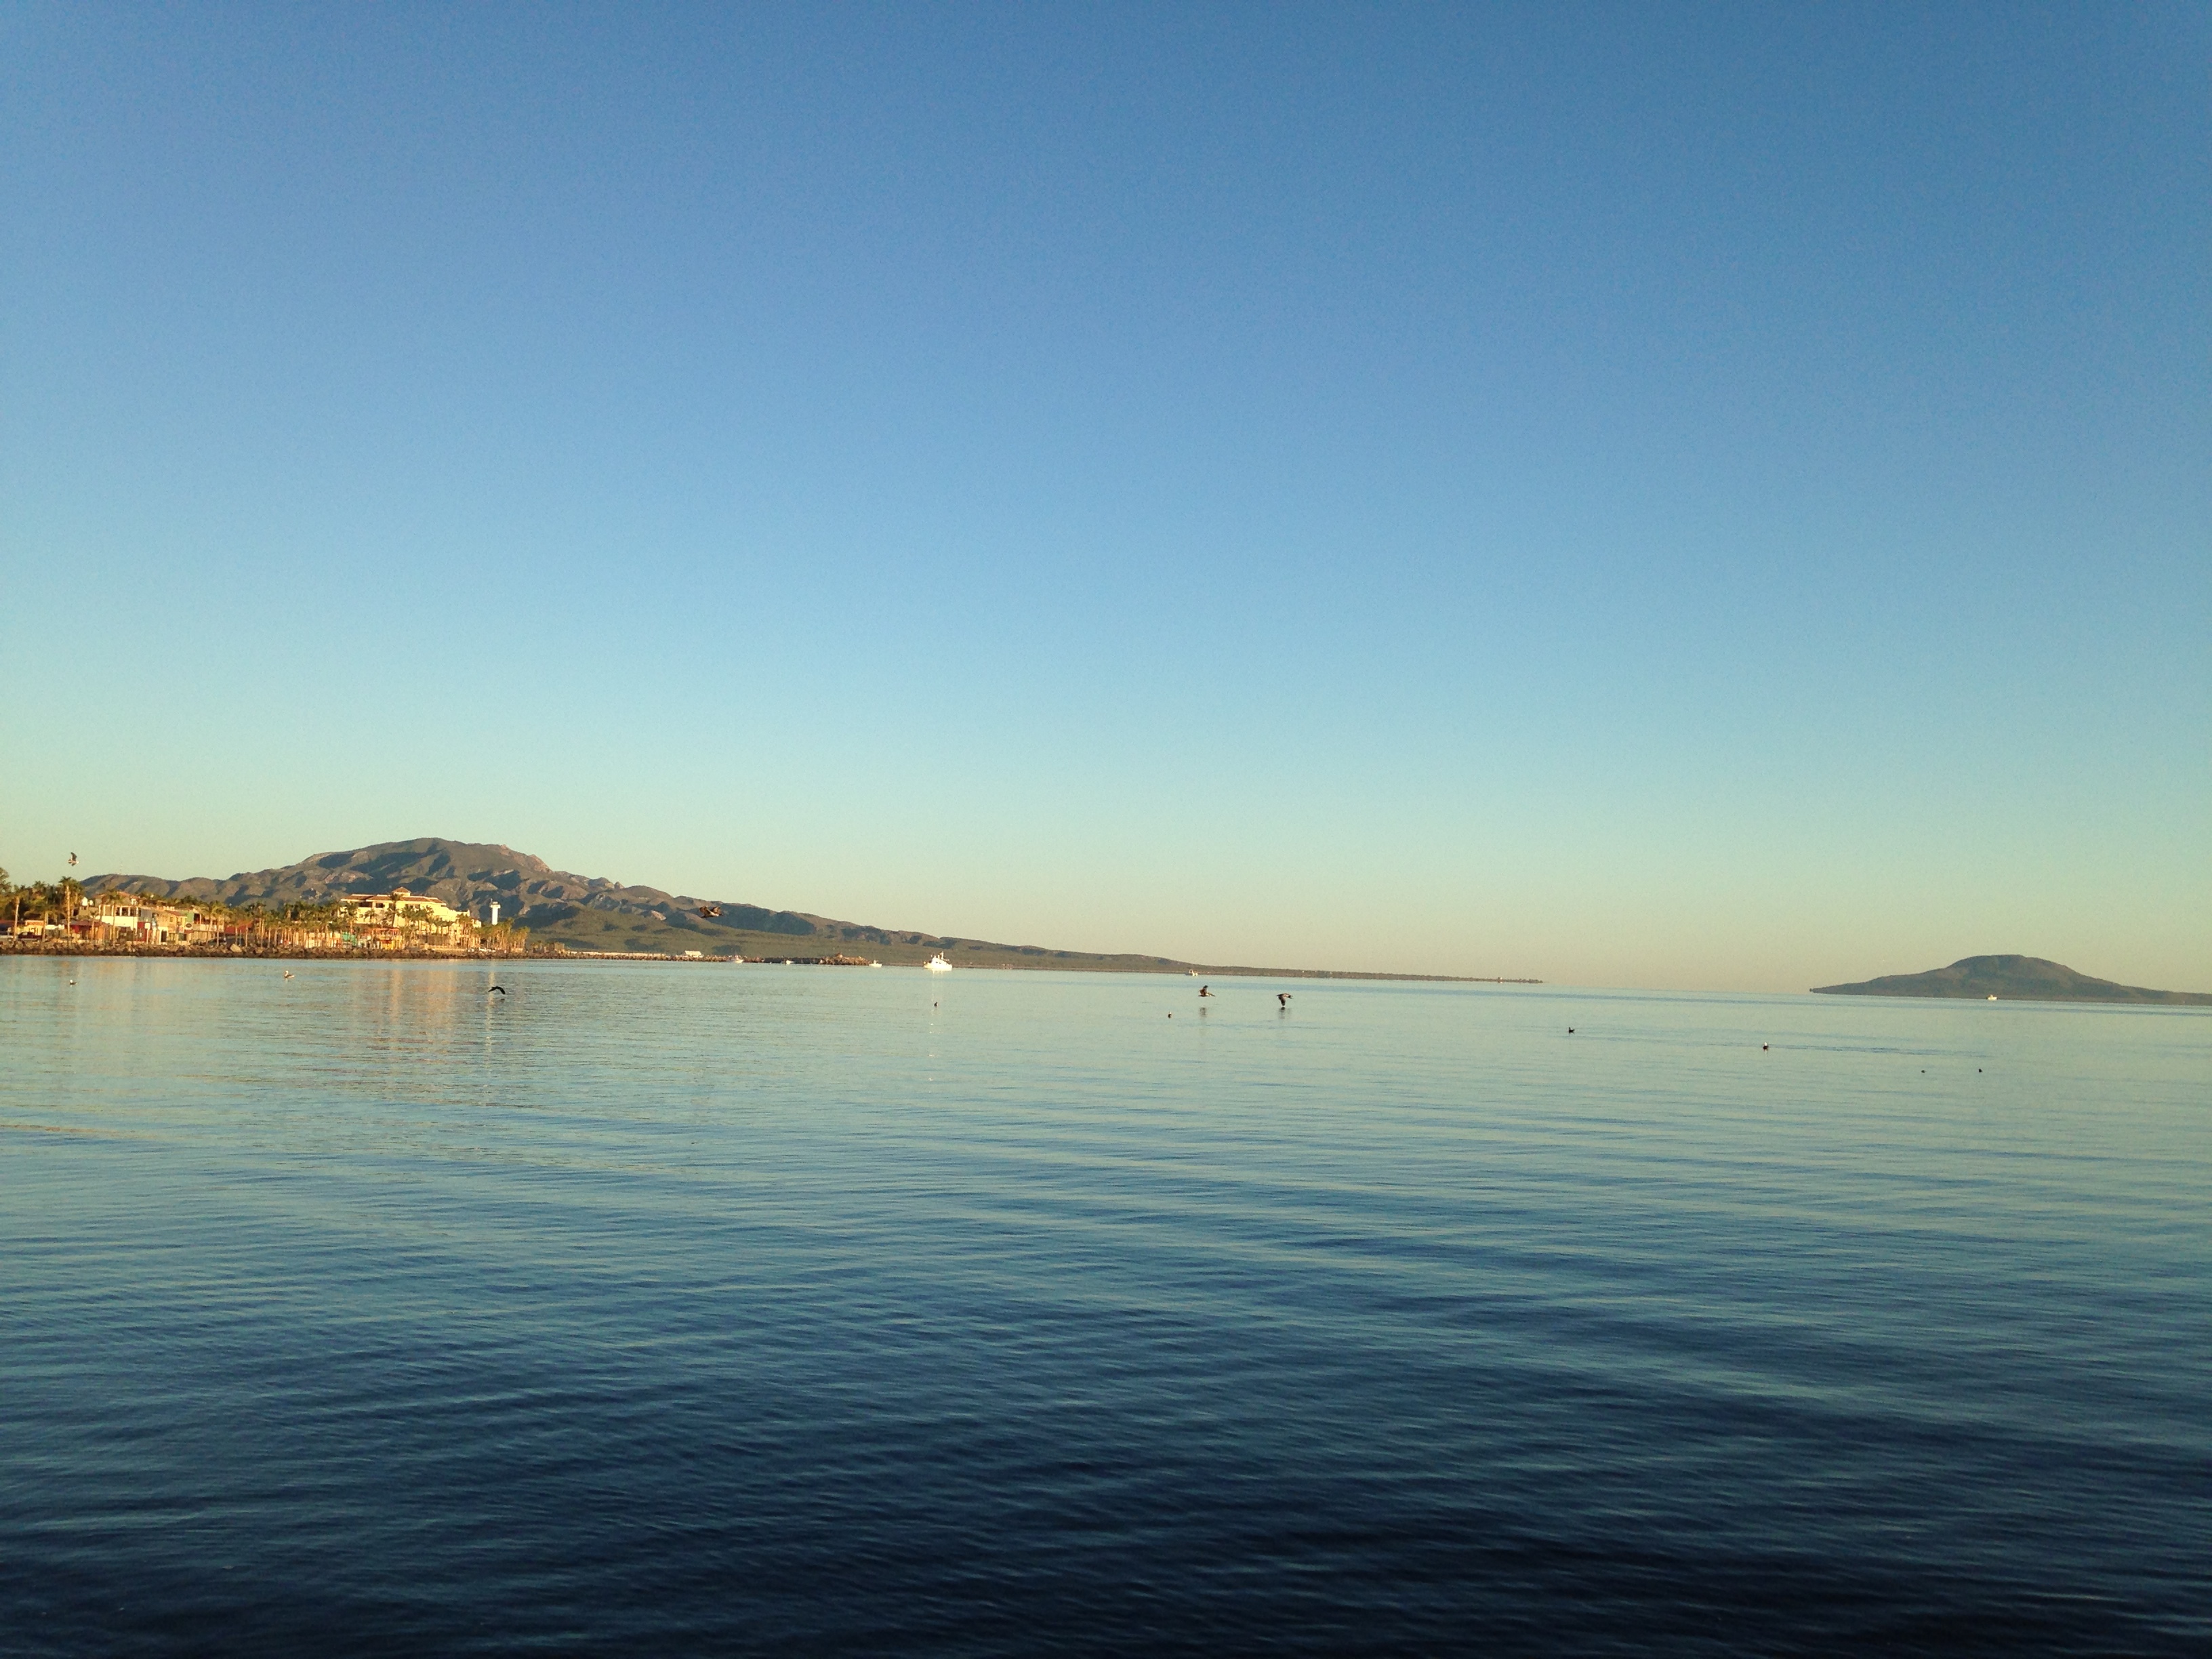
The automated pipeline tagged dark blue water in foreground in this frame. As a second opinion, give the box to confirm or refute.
[3,960,2207,1655]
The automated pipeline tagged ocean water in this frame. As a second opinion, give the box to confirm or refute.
[1,958,2206,1656]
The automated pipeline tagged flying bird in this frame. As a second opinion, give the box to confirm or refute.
[489,985,507,996]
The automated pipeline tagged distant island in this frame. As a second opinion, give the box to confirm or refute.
[10,836,1536,983]
[1813,955,2211,1006]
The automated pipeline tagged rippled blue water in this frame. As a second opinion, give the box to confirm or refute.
[3,958,2207,1654]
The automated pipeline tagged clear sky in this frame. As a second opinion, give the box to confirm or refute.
[3,3,2206,990]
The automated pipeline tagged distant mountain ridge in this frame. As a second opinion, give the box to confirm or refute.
[81,838,1497,979]
[79,837,1228,971]
[1812,955,2211,1005]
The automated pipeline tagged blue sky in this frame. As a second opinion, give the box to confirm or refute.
[3,3,2205,989]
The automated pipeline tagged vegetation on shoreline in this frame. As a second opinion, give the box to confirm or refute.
[0,865,534,955]
[0,868,80,935]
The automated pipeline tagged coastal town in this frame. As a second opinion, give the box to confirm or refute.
[0,870,532,956]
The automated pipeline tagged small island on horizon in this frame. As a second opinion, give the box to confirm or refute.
[1813,954,2211,1006]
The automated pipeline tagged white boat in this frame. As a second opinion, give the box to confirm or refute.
[925,953,952,972]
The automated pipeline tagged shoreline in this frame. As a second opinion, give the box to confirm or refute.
[0,939,1536,983]
[0,940,526,963]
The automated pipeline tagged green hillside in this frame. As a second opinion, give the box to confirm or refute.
[525,900,1192,970]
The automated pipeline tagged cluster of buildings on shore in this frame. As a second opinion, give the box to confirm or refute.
[7,888,514,953]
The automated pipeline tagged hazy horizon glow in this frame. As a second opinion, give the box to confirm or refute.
[3,5,2206,991]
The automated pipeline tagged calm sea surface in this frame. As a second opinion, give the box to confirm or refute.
[3,958,2207,1655]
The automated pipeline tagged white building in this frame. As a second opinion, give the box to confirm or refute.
[348,889,469,943]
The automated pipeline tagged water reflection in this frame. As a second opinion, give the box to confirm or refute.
[2,960,2207,1654]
